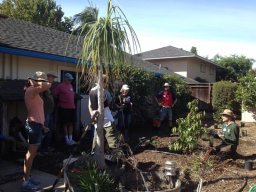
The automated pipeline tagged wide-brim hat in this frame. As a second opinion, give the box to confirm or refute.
[164,82,170,87]
[28,71,48,82]
[220,109,234,117]
[64,73,74,80]
[47,72,58,78]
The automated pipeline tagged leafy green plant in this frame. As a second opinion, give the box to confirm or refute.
[212,81,240,121]
[236,71,256,111]
[69,159,118,192]
[169,100,205,153]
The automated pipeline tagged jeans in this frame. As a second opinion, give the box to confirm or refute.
[117,111,131,131]
[39,113,54,151]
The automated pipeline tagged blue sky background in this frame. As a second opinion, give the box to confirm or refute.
[55,0,256,61]
[1,0,255,60]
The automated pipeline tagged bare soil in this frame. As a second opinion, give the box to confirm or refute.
[8,120,255,192]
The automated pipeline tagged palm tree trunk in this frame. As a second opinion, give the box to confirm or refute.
[93,66,106,169]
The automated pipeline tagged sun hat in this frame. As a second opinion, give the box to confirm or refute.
[121,84,129,90]
[64,73,74,80]
[47,72,58,78]
[28,71,48,82]
[220,109,234,117]
[164,82,170,87]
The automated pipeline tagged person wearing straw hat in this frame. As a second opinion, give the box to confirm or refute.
[215,109,240,156]
[155,82,177,132]
[22,71,51,191]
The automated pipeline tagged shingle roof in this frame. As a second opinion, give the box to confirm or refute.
[0,15,81,58]
[135,45,221,68]
[0,15,197,84]
[136,45,194,59]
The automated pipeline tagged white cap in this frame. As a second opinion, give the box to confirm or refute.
[120,84,129,92]
[164,82,170,87]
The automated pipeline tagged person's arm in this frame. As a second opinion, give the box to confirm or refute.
[30,80,51,94]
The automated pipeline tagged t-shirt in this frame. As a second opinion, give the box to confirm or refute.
[222,121,240,145]
[25,87,45,125]
[53,83,75,109]
[157,89,176,107]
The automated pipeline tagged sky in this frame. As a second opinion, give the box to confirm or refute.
[1,0,255,60]
[54,0,256,61]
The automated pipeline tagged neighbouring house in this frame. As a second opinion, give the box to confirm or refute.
[0,15,194,149]
[136,45,221,83]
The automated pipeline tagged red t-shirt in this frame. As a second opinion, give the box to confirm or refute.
[161,90,173,107]
[53,82,75,109]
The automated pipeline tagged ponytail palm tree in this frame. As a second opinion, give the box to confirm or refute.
[77,0,140,168]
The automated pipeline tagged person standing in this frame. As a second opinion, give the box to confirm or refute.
[39,72,57,154]
[155,82,177,130]
[22,71,51,191]
[88,74,119,154]
[214,109,240,156]
[53,73,76,145]
[115,84,133,141]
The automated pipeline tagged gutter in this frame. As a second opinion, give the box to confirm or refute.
[0,46,78,64]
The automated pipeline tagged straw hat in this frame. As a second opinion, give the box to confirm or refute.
[220,109,234,117]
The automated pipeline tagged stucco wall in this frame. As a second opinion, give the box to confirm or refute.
[146,58,188,77]
[0,53,77,81]
[187,58,216,83]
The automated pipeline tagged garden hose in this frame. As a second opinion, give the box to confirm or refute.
[249,185,256,192]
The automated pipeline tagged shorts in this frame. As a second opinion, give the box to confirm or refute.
[25,120,43,145]
[59,108,76,124]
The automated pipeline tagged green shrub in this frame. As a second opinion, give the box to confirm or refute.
[69,158,118,192]
[236,71,256,111]
[168,100,205,153]
[212,81,240,121]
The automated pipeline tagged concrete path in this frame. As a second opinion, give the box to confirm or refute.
[0,159,65,192]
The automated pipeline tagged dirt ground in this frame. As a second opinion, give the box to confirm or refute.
[4,120,256,192]
[129,121,256,192]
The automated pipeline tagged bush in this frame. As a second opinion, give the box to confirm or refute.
[168,100,205,153]
[236,71,256,111]
[111,65,192,123]
[212,81,240,121]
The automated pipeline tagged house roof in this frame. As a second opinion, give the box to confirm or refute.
[136,45,221,68]
[0,15,81,60]
[0,15,198,85]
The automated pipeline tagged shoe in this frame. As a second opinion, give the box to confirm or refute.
[66,140,77,145]
[21,181,40,192]
[29,177,40,186]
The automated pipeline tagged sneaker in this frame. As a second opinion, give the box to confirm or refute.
[68,140,77,145]
[29,177,40,186]
[21,181,40,192]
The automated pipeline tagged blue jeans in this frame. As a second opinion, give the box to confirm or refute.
[160,107,173,122]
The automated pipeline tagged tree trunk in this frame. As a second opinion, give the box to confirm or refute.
[93,67,106,169]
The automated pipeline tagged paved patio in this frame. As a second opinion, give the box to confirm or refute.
[0,159,65,192]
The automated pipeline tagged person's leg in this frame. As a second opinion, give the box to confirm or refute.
[159,108,167,128]
[22,121,43,191]
[23,144,38,180]
[168,108,173,128]
[104,124,118,150]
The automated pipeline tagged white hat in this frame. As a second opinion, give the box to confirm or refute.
[121,84,129,91]
[164,82,170,87]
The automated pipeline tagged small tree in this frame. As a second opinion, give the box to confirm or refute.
[77,0,140,169]
[236,71,256,111]
[169,100,205,153]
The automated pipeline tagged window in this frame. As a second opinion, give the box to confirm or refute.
[209,65,215,75]
[200,62,206,73]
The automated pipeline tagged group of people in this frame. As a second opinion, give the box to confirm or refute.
[15,70,239,191]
